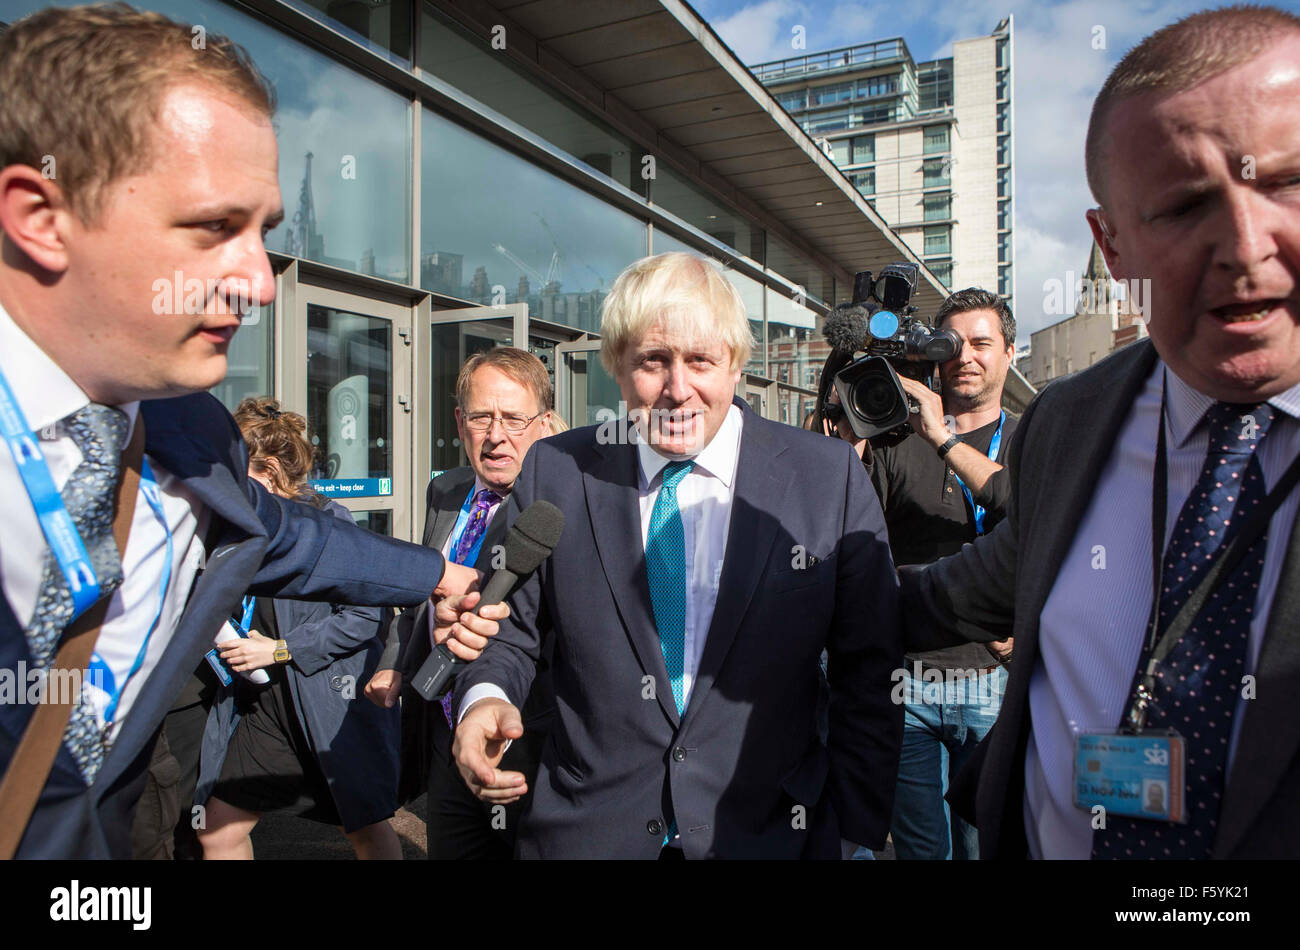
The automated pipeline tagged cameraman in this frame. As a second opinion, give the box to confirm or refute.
[822,288,1017,860]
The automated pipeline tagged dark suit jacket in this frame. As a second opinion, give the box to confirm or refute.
[455,400,904,859]
[0,393,445,858]
[902,339,1300,858]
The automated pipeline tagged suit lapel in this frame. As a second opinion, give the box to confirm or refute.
[1018,341,1159,648]
[430,469,475,552]
[685,412,791,725]
[1216,482,1300,856]
[583,436,680,726]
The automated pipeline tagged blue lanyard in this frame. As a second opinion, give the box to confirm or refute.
[0,363,173,726]
[100,457,172,726]
[953,410,1005,536]
[232,596,256,634]
[0,368,102,619]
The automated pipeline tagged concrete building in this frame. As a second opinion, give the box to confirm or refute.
[753,17,1015,314]
[1025,240,1149,389]
[4,0,973,542]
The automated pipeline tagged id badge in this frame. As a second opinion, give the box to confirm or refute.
[1072,731,1186,823]
[204,648,233,687]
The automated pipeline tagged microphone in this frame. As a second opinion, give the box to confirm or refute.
[411,499,565,702]
[822,303,872,355]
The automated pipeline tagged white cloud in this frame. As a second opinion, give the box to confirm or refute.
[709,0,806,65]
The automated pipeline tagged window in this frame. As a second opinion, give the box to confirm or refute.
[289,0,412,61]
[923,226,950,256]
[856,73,898,99]
[810,81,854,106]
[999,265,1014,297]
[923,158,950,188]
[850,169,875,195]
[421,108,646,332]
[997,103,1012,134]
[767,235,832,306]
[917,59,953,112]
[997,134,1011,166]
[997,39,1010,69]
[998,200,1013,230]
[923,125,949,154]
[999,232,1013,263]
[653,167,758,260]
[853,135,875,164]
[997,74,1010,100]
[765,286,819,394]
[926,261,952,285]
[776,89,807,111]
[923,193,950,221]
[421,7,646,197]
[999,168,1013,198]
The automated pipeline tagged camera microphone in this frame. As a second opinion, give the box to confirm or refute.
[823,303,873,354]
[411,499,565,702]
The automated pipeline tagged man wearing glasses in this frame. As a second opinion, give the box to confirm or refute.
[367,347,554,859]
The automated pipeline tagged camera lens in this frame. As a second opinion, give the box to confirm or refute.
[849,375,901,425]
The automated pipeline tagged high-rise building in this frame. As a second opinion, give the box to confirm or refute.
[754,17,1015,316]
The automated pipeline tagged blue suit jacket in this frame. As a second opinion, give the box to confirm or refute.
[455,400,904,858]
[0,393,444,858]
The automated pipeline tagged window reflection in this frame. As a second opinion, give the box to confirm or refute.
[766,286,822,393]
[421,109,646,333]
[652,167,760,262]
[284,0,412,62]
[766,235,832,306]
[429,318,512,475]
[420,5,645,197]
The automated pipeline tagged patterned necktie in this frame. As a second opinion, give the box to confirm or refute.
[453,488,501,566]
[25,404,130,783]
[440,487,501,729]
[646,460,693,716]
[1094,401,1275,859]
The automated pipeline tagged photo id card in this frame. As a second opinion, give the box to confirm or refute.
[1073,731,1186,824]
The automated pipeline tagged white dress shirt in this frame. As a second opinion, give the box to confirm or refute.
[1026,360,1300,858]
[0,304,206,745]
[459,404,743,717]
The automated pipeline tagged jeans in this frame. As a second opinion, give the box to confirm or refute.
[889,664,1007,860]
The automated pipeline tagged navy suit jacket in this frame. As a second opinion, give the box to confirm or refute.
[0,393,444,858]
[455,400,904,859]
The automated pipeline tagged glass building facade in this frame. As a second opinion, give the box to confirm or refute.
[5,0,839,541]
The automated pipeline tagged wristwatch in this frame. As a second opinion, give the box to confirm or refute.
[273,639,291,664]
[936,435,961,458]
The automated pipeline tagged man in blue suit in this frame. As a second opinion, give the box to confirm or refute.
[0,6,488,858]
[446,252,904,858]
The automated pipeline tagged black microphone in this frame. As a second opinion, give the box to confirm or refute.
[411,499,565,701]
[822,302,872,355]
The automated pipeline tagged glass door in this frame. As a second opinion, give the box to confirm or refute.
[419,303,526,483]
[292,286,413,538]
[555,338,622,429]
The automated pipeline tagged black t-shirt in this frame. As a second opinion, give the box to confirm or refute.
[868,413,1018,671]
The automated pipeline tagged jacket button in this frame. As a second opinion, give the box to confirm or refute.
[672,746,687,762]
[329,675,344,690]
[647,819,663,836]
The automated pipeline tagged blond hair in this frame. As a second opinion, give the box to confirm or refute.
[234,397,324,507]
[0,3,276,223]
[599,253,754,375]
[1085,4,1300,205]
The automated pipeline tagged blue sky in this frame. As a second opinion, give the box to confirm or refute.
[690,0,1300,340]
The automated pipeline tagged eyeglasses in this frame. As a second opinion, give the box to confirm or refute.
[462,411,543,433]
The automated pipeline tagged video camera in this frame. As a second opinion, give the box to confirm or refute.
[823,263,962,440]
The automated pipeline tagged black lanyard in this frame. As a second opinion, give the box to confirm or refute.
[1126,377,1300,732]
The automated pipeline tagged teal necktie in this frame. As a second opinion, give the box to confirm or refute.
[646,460,693,716]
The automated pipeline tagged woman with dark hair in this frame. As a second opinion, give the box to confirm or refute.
[195,397,402,859]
